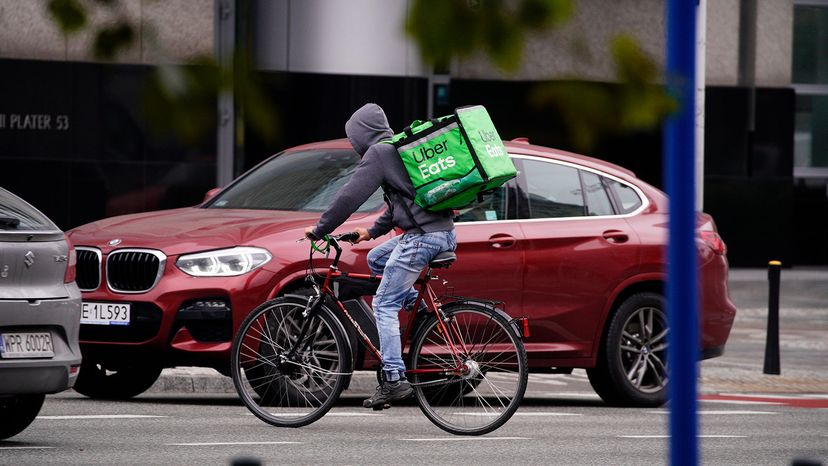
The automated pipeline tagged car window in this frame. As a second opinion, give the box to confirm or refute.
[580,171,615,216]
[606,179,643,214]
[0,187,59,231]
[453,183,508,222]
[207,150,385,212]
[522,160,585,218]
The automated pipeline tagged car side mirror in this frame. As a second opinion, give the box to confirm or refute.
[203,187,221,203]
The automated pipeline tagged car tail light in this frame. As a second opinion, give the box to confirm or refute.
[64,238,77,283]
[700,230,726,255]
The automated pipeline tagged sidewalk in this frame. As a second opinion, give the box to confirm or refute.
[147,267,828,396]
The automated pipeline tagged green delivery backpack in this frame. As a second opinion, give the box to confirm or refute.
[383,105,516,212]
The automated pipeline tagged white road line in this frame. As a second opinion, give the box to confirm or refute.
[718,393,814,399]
[242,412,382,417]
[700,400,783,406]
[648,410,776,415]
[167,442,302,447]
[617,435,747,439]
[401,437,531,442]
[453,412,581,417]
[529,379,568,386]
[37,415,168,420]
[539,392,602,398]
[0,446,55,451]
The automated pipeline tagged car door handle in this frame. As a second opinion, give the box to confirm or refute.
[488,234,516,248]
[602,230,629,243]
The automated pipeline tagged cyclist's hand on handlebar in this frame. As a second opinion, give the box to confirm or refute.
[304,226,319,241]
[352,227,371,244]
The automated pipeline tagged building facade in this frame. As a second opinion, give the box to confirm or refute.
[0,0,825,265]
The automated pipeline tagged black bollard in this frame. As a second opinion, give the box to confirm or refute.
[763,260,781,375]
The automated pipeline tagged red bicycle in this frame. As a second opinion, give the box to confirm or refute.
[231,232,528,435]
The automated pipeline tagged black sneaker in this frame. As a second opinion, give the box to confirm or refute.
[362,379,413,408]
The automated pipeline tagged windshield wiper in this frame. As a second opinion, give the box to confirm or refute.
[0,217,21,228]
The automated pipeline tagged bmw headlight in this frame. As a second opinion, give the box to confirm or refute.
[176,247,272,277]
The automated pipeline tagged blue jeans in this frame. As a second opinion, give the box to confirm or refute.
[367,230,457,382]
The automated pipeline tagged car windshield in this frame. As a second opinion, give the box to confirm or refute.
[0,187,59,232]
[207,149,385,212]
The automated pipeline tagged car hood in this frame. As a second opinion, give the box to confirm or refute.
[68,207,372,256]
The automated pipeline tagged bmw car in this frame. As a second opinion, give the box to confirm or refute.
[67,138,736,406]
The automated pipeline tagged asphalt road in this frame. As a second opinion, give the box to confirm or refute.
[2,390,826,465]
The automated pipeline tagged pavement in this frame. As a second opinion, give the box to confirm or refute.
[145,267,828,397]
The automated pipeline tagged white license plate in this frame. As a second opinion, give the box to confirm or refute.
[81,302,131,326]
[0,332,55,359]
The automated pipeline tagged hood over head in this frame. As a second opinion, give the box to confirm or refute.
[345,103,393,156]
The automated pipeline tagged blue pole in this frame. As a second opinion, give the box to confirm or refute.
[665,1,699,466]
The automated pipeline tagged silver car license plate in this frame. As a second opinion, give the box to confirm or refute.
[81,302,131,326]
[0,332,55,359]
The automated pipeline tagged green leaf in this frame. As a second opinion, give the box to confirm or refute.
[47,0,87,34]
[93,23,135,60]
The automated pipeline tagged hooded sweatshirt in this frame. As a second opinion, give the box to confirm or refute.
[313,103,454,239]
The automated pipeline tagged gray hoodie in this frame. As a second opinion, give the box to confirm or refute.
[313,104,454,239]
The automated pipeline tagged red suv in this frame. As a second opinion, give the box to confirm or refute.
[67,139,736,406]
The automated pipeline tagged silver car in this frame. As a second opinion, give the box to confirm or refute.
[0,187,82,440]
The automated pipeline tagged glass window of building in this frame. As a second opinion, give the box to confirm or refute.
[793,2,828,172]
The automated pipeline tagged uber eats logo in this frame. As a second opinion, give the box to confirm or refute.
[414,140,456,179]
[479,129,504,158]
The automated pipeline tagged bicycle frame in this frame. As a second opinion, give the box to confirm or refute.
[293,235,472,380]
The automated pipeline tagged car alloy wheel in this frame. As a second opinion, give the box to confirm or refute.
[618,305,668,394]
[587,292,668,407]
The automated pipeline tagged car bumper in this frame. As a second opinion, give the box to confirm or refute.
[699,252,737,353]
[78,264,277,366]
[0,287,83,395]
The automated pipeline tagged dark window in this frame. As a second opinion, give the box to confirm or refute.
[581,171,615,216]
[606,179,643,214]
[207,150,384,212]
[0,187,59,231]
[454,183,509,222]
[522,160,585,218]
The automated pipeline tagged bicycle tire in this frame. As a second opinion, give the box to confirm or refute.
[231,296,353,428]
[409,303,528,436]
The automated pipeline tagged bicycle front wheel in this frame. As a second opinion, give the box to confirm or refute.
[409,304,528,436]
[231,297,352,428]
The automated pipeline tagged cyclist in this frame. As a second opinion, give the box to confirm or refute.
[304,103,456,409]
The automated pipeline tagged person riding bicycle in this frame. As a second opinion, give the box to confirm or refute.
[304,103,456,409]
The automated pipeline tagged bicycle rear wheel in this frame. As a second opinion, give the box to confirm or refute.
[231,296,352,428]
[409,304,528,436]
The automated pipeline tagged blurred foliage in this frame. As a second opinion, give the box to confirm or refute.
[46,0,673,154]
[407,0,572,71]
[45,0,277,146]
[407,0,676,153]
[531,35,677,151]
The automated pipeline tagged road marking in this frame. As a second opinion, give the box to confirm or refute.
[37,415,168,420]
[700,399,782,406]
[539,392,602,398]
[242,412,382,417]
[617,435,747,439]
[401,437,531,442]
[452,412,581,417]
[648,410,776,415]
[167,442,302,447]
[720,393,822,399]
[0,446,55,451]
[529,379,568,386]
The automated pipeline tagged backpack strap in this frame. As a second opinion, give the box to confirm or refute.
[381,183,425,234]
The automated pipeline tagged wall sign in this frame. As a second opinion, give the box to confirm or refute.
[0,113,69,131]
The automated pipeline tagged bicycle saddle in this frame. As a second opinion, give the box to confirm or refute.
[429,251,456,268]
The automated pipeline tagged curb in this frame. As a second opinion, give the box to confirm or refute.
[148,368,828,396]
